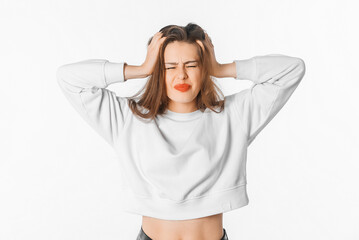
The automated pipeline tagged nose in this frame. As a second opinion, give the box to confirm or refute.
[177,65,188,79]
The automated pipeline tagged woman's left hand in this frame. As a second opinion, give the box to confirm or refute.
[196,32,222,77]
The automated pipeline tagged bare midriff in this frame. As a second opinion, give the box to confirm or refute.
[141,213,224,240]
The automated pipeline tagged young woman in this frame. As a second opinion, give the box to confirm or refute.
[57,23,306,240]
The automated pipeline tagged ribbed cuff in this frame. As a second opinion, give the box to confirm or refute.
[233,57,256,80]
[104,61,127,85]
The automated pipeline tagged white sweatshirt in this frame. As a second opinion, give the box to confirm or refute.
[56,54,306,220]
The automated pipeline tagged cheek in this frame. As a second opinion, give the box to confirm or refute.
[165,77,171,88]
[165,78,173,94]
[192,73,202,90]
[165,73,173,84]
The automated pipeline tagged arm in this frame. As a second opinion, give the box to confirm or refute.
[212,62,237,79]
[124,63,151,80]
[229,54,306,146]
[56,59,131,147]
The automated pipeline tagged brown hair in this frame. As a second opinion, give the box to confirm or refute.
[127,22,225,122]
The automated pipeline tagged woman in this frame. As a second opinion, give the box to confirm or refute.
[57,23,306,240]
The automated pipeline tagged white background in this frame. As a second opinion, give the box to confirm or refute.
[1,0,358,239]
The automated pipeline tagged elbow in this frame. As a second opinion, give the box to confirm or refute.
[56,66,65,87]
[295,58,306,79]
[56,64,69,83]
[56,64,77,92]
[56,63,77,87]
[56,65,69,92]
[297,58,306,72]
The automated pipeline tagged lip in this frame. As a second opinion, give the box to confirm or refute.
[174,83,191,92]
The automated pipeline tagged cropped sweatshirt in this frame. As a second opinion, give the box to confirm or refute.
[56,54,306,220]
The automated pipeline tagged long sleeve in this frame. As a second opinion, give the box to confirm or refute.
[232,54,306,146]
[56,59,130,147]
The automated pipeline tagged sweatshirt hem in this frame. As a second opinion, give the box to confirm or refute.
[120,184,249,221]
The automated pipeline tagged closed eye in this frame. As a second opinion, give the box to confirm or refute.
[165,66,197,70]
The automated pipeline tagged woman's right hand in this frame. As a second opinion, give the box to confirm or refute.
[141,32,167,76]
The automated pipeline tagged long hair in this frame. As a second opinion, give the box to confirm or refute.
[127,22,225,121]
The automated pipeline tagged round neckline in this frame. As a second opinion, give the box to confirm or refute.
[164,108,203,121]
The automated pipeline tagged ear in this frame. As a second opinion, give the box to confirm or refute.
[196,39,205,52]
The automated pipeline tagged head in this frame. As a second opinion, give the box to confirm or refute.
[164,41,202,113]
[128,22,225,121]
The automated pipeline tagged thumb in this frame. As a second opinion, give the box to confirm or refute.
[196,39,205,52]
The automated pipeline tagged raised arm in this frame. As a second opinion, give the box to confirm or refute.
[56,59,131,147]
[229,54,306,146]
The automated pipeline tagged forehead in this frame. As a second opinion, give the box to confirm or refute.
[164,41,198,61]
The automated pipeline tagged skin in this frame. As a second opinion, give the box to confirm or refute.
[123,31,237,239]
[164,41,202,113]
[141,213,224,240]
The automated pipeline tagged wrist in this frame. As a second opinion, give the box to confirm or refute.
[213,62,236,78]
[139,64,152,77]
[212,63,224,78]
[124,64,151,80]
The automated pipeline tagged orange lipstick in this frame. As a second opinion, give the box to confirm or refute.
[174,83,191,92]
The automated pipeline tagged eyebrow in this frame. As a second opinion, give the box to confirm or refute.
[165,60,198,65]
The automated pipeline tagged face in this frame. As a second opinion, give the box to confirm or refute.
[164,41,202,112]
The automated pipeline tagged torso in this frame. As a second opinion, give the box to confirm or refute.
[141,213,223,240]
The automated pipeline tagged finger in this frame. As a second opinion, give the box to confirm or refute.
[155,36,166,45]
[155,33,164,42]
[150,33,163,45]
[156,37,166,47]
[153,32,162,39]
[196,39,205,52]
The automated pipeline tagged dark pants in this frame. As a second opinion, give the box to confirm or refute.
[136,226,229,240]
